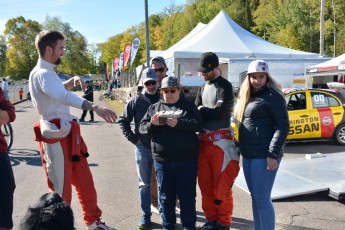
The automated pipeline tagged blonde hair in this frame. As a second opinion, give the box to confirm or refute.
[233,73,283,127]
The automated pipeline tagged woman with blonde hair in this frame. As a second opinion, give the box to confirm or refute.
[233,60,289,230]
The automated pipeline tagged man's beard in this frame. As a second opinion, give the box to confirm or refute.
[54,57,62,65]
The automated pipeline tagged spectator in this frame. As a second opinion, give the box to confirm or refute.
[79,80,94,122]
[0,87,16,230]
[195,52,239,230]
[19,88,24,100]
[140,76,203,230]
[150,56,168,86]
[233,60,289,230]
[2,78,9,100]
[118,68,161,229]
[29,30,117,230]
[19,192,75,230]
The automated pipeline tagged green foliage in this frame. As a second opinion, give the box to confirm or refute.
[43,16,91,75]
[4,16,41,80]
[2,0,345,80]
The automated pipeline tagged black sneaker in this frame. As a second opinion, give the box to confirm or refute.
[219,224,230,230]
[79,119,85,122]
[89,119,94,122]
[197,220,219,230]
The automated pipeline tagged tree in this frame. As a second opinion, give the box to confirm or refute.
[0,35,7,77]
[4,16,41,80]
[43,15,91,75]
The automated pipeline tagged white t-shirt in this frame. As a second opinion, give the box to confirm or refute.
[29,59,85,121]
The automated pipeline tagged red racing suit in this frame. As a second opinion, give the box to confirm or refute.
[198,128,240,225]
[33,119,101,225]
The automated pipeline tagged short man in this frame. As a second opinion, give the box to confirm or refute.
[1,78,9,100]
[29,30,117,230]
[150,56,168,85]
[118,68,160,229]
[80,80,94,122]
[0,87,16,230]
[195,52,240,230]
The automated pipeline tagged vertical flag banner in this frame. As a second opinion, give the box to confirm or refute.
[119,52,124,72]
[123,44,132,70]
[113,56,119,73]
[104,62,109,82]
[130,37,141,68]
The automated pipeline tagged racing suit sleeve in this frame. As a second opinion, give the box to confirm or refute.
[195,86,203,107]
[118,99,138,145]
[267,92,290,159]
[199,83,234,120]
[37,71,85,109]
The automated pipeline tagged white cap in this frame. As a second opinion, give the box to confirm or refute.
[247,60,270,75]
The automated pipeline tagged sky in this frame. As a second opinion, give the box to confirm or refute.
[0,0,186,44]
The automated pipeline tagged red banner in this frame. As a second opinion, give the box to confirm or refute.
[123,44,132,70]
[113,56,119,72]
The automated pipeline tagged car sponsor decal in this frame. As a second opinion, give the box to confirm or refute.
[316,107,335,137]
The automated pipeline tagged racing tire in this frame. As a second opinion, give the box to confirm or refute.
[333,123,345,145]
[99,95,104,101]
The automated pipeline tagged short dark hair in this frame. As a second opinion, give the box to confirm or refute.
[20,192,75,230]
[35,30,65,57]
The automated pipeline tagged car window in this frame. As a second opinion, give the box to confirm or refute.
[311,92,340,108]
[286,92,306,111]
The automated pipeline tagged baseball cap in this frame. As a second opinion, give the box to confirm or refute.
[150,56,166,67]
[196,52,219,73]
[161,76,179,89]
[247,60,270,75]
[142,68,158,83]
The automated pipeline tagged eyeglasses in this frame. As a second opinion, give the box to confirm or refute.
[154,67,165,73]
[144,81,157,86]
[162,89,178,94]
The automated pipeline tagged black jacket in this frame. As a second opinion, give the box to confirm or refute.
[82,85,93,102]
[118,92,160,148]
[139,96,203,162]
[239,86,289,159]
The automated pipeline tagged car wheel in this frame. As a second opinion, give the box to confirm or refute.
[333,123,345,145]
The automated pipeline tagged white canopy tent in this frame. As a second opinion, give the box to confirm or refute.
[306,53,345,77]
[162,10,323,86]
[305,53,345,88]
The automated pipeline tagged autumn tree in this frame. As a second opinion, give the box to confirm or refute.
[4,16,41,80]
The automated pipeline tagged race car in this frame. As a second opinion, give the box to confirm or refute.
[231,88,345,145]
[284,88,345,145]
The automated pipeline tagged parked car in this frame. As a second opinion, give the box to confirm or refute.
[284,88,345,145]
[231,88,345,145]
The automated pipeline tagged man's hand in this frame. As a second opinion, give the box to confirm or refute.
[93,105,117,123]
[64,76,86,91]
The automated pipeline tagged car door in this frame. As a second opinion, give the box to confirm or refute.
[285,91,311,139]
[309,90,342,138]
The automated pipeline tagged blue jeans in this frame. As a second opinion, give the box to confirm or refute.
[242,157,281,230]
[0,152,15,229]
[154,159,197,230]
[135,143,153,216]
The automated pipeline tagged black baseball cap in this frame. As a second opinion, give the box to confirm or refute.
[196,52,219,73]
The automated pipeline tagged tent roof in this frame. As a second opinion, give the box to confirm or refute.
[163,10,321,59]
[306,53,345,76]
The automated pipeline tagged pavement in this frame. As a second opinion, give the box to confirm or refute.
[9,91,345,230]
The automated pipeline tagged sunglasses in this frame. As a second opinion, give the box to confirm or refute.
[154,67,165,73]
[144,81,157,86]
[162,89,178,94]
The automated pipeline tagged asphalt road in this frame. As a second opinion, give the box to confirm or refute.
[9,92,345,230]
